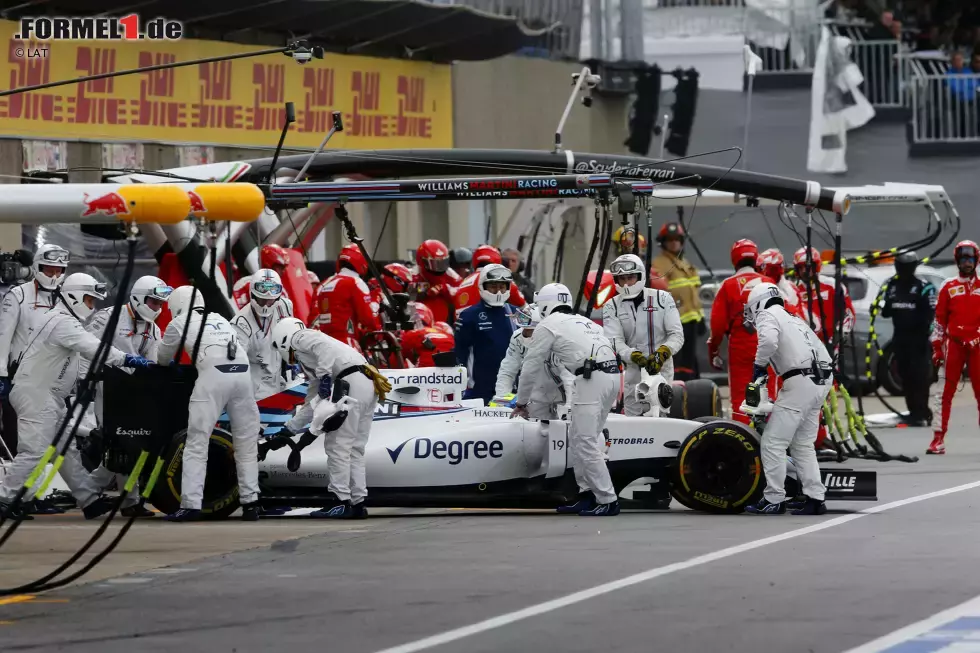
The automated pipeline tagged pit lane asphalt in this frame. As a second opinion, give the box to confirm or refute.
[2,392,979,653]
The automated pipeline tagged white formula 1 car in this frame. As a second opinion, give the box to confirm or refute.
[100,365,876,518]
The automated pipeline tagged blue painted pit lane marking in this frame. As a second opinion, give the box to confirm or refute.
[843,595,980,653]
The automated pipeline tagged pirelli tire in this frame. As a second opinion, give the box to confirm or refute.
[148,427,241,520]
[684,379,723,419]
[669,419,764,514]
[669,381,687,419]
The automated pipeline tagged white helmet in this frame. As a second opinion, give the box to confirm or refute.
[60,272,106,321]
[270,317,306,355]
[515,303,542,329]
[743,282,782,327]
[534,283,573,318]
[250,268,284,317]
[129,275,173,323]
[610,254,646,299]
[167,285,205,321]
[478,263,513,307]
[33,243,70,290]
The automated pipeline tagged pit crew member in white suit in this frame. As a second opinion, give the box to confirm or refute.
[0,273,151,521]
[156,286,261,523]
[77,275,172,518]
[602,254,684,416]
[742,282,832,516]
[495,304,575,418]
[231,269,294,400]
[271,318,391,520]
[513,283,621,517]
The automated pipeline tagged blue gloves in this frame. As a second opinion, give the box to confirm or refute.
[317,375,333,400]
[751,364,768,384]
[123,354,153,369]
[0,376,10,398]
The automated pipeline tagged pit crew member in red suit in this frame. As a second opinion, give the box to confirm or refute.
[315,244,380,350]
[792,246,855,346]
[401,302,455,367]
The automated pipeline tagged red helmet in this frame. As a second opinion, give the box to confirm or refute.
[260,244,290,270]
[793,246,822,274]
[657,222,686,243]
[306,270,320,286]
[582,270,617,308]
[413,302,435,328]
[434,321,453,336]
[730,239,758,268]
[416,239,450,275]
[337,243,368,276]
[382,263,413,293]
[758,248,785,281]
[954,240,979,262]
[472,244,502,268]
[648,273,669,292]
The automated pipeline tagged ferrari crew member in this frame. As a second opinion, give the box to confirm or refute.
[454,245,526,311]
[743,282,832,516]
[412,239,462,324]
[602,254,684,416]
[792,247,855,345]
[758,248,803,316]
[231,269,294,400]
[929,240,980,455]
[233,244,293,310]
[315,244,381,351]
[513,283,620,516]
[881,251,936,427]
[495,305,575,418]
[79,275,172,518]
[271,318,391,519]
[157,286,261,522]
[455,264,517,405]
[0,273,151,521]
[400,303,455,367]
[708,239,771,424]
[651,223,704,380]
[370,262,414,326]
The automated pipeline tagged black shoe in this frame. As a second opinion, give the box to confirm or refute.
[786,496,807,511]
[0,501,34,521]
[903,418,930,427]
[121,504,156,518]
[26,499,66,515]
[745,498,787,515]
[791,497,827,515]
[241,502,261,522]
[578,500,620,516]
[310,501,352,519]
[350,502,368,519]
[557,491,596,514]
[163,508,203,522]
[82,497,116,520]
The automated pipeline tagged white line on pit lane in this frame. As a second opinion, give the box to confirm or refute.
[840,593,980,653]
[372,479,980,653]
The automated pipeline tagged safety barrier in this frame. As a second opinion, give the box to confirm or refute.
[850,39,908,112]
[907,69,980,154]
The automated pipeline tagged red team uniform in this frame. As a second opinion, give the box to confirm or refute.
[412,239,462,324]
[791,247,855,345]
[399,303,455,367]
[315,244,380,350]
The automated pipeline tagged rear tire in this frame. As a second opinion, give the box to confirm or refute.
[670,419,764,514]
[669,381,687,419]
[148,427,241,519]
[684,379,723,419]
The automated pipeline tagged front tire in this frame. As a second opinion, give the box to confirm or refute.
[670,419,764,514]
[148,427,241,519]
[684,379,723,419]
[669,381,687,419]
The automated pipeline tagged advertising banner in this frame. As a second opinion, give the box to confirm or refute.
[0,20,453,149]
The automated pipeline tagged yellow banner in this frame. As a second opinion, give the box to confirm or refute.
[0,20,453,149]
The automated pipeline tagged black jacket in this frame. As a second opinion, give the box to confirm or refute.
[881,276,937,344]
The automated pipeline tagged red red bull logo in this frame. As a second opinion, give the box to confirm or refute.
[188,191,206,214]
[82,192,130,217]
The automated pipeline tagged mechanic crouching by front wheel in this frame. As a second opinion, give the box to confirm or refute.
[603,254,683,416]
[0,274,152,522]
[157,286,262,523]
[512,284,621,517]
[742,283,832,516]
[270,318,391,519]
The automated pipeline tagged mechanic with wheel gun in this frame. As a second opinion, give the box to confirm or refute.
[74,276,174,519]
[0,274,153,522]
[232,268,295,400]
[880,251,936,428]
[270,317,391,519]
[454,264,517,405]
[157,286,262,523]
[742,282,832,516]
[929,240,980,455]
[603,253,684,416]
[494,304,575,419]
[512,283,621,517]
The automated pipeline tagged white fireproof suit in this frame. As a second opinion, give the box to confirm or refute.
[516,312,619,504]
[77,306,162,506]
[284,329,377,504]
[0,304,128,507]
[157,308,260,510]
[753,304,832,503]
[0,280,59,376]
[602,288,684,416]
[231,297,293,400]
[495,329,575,419]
